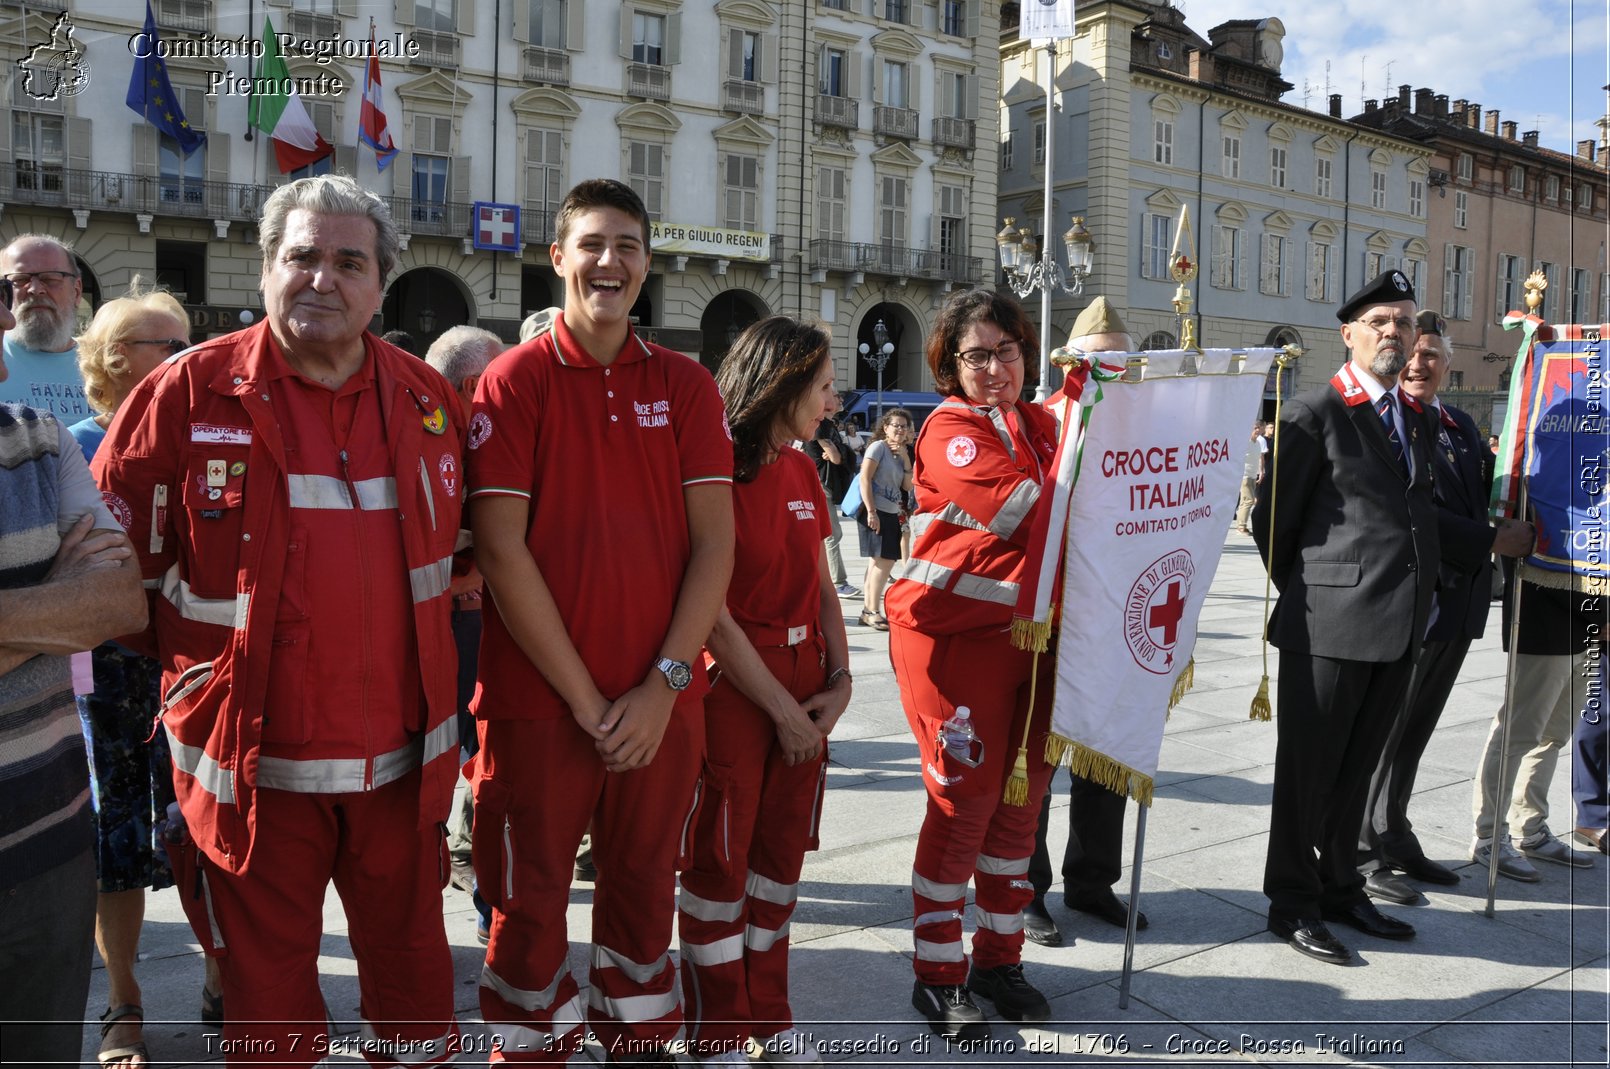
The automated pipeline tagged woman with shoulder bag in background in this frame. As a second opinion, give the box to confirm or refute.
[856,408,914,631]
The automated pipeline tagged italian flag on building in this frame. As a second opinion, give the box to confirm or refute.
[249,17,334,174]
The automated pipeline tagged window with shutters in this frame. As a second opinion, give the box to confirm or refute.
[524,129,563,229]
[157,0,212,33]
[1456,152,1473,182]
[1154,118,1172,165]
[1571,268,1592,323]
[1403,254,1425,299]
[878,174,908,267]
[723,155,759,231]
[1315,155,1332,198]
[290,100,335,180]
[942,0,965,35]
[633,11,664,65]
[941,72,966,119]
[938,182,965,275]
[1141,213,1172,280]
[1495,254,1523,318]
[1534,261,1557,319]
[820,47,846,96]
[1370,169,1385,209]
[883,61,907,109]
[1259,234,1288,296]
[1305,241,1333,301]
[1269,146,1287,189]
[529,0,565,47]
[738,31,760,81]
[628,141,664,220]
[158,85,207,205]
[1507,164,1524,193]
[1365,251,1383,279]
[1034,121,1045,164]
[416,0,454,31]
[1443,244,1474,319]
[884,0,909,23]
[290,0,339,38]
[817,165,846,245]
[1581,183,1595,211]
[1545,174,1560,204]
[1000,131,1013,170]
[1221,134,1240,179]
[1454,190,1468,228]
[13,112,65,193]
[1409,178,1424,217]
[1210,225,1242,289]
[412,114,452,222]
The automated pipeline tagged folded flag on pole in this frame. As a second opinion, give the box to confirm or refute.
[249,17,334,174]
[126,0,205,156]
[1020,0,1078,40]
[358,20,398,171]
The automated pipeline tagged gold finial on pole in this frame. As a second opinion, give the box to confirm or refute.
[1168,205,1201,352]
[1524,269,1548,315]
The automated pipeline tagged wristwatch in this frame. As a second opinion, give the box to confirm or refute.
[654,657,693,692]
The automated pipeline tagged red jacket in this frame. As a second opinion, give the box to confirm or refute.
[95,323,465,875]
[884,398,1058,636]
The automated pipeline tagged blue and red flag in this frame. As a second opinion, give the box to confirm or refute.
[358,20,398,171]
[127,0,205,156]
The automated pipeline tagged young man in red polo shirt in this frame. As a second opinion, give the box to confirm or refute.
[466,178,734,1066]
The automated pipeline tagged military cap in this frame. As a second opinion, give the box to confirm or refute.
[1336,269,1416,323]
[1068,296,1131,344]
[1415,309,1446,336]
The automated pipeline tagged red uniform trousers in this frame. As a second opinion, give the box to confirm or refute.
[179,771,457,1067]
[678,639,829,1058]
[473,708,704,1064]
[890,624,1056,985]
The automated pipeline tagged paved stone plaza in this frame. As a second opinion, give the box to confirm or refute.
[83,532,1609,1066]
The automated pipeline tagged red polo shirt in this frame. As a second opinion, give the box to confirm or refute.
[260,345,418,757]
[466,314,732,720]
[728,446,830,631]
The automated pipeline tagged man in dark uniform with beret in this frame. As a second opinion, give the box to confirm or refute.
[1252,270,1440,964]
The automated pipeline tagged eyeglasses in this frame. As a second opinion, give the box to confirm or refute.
[5,270,78,290]
[956,339,1023,369]
[127,338,188,354]
[1353,316,1416,335]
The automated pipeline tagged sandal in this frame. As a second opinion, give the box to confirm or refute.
[858,609,889,631]
[98,1003,148,1067]
[201,984,225,1023]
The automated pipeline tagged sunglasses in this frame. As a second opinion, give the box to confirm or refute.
[127,338,189,355]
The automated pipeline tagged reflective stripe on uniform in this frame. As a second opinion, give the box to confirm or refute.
[745,871,798,906]
[678,884,745,923]
[930,502,988,532]
[989,480,1041,539]
[480,962,571,1013]
[593,945,669,985]
[975,853,1030,876]
[744,921,790,952]
[286,474,398,511]
[586,985,679,1023]
[679,932,744,967]
[912,870,968,903]
[164,722,236,804]
[410,555,453,604]
[161,564,248,629]
[916,909,963,928]
[974,906,1025,934]
[914,938,966,962]
[256,717,458,793]
[895,557,955,591]
[952,573,1020,607]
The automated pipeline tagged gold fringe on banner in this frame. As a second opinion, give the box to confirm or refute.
[1010,617,1052,654]
[1168,657,1195,709]
[1043,733,1069,767]
[1067,742,1155,807]
[1522,567,1609,596]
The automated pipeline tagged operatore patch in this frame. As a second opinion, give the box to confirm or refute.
[946,435,978,467]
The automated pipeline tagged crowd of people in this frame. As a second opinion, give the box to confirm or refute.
[0,174,1604,1069]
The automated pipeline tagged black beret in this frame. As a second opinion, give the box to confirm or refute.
[1336,270,1416,323]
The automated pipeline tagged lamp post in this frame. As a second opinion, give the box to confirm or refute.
[996,214,1094,401]
[858,318,895,423]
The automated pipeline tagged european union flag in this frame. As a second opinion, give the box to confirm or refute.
[126,0,205,156]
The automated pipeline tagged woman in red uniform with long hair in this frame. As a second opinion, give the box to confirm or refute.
[884,288,1061,1041]
[678,316,853,1067]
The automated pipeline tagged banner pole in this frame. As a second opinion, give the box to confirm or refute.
[1117,802,1146,1009]
[1485,481,1529,918]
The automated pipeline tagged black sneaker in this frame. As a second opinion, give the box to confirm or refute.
[911,979,990,1040]
[966,963,1050,1023]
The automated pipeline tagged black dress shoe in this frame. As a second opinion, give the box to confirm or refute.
[1362,870,1421,905]
[1023,896,1063,947]
[1322,899,1416,940]
[1266,915,1351,964]
[1065,886,1149,930]
[1388,853,1461,885]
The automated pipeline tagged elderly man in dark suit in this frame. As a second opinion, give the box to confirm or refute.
[1356,312,1536,904]
[1252,270,1440,965]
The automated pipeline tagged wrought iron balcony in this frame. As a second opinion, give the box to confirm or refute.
[873,106,919,141]
[723,79,764,116]
[627,63,672,101]
[932,117,976,151]
[522,46,570,86]
[157,0,211,33]
[815,95,858,130]
[410,30,459,69]
[287,9,340,39]
[809,239,982,283]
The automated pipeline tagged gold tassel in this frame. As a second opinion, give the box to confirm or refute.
[1168,656,1195,710]
[1010,617,1051,653]
[1248,674,1272,721]
[1001,650,1042,806]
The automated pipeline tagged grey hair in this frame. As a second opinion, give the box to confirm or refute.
[426,325,503,386]
[1,232,79,273]
[258,175,400,281]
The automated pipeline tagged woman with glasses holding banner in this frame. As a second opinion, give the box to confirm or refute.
[884,288,1061,1042]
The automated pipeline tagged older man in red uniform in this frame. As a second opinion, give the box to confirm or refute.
[97,175,465,1065]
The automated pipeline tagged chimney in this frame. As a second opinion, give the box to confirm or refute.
[1452,98,1467,122]
[1486,109,1500,135]
[1399,84,1411,110]
[1365,98,1378,113]
[1329,93,1342,118]
[1469,103,1482,129]
[1502,120,1518,140]
[1187,49,1214,83]
[1414,87,1433,114]
[1522,130,1539,148]
[1435,94,1449,119]
[1580,139,1598,162]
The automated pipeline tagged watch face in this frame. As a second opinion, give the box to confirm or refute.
[661,659,693,690]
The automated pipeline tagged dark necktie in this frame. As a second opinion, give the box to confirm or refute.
[1376,393,1406,475]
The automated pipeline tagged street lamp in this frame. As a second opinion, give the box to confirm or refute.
[995,214,1094,300]
[416,306,437,334]
[858,319,895,424]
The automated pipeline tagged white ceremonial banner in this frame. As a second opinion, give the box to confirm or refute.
[1020,0,1078,41]
[1050,348,1278,804]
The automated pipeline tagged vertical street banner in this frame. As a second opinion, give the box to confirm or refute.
[1019,0,1079,40]
[1050,348,1277,804]
[1492,321,1610,593]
